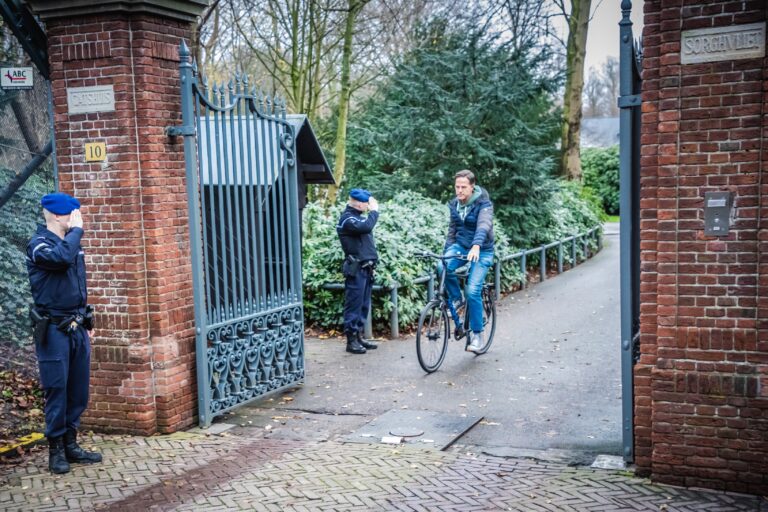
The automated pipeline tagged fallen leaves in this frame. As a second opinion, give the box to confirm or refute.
[0,370,45,449]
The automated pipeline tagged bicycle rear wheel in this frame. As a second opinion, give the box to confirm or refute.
[474,287,496,355]
[416,300,449,373]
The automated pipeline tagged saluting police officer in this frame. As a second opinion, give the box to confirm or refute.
[27,192,102,474]
[337,189,379,354]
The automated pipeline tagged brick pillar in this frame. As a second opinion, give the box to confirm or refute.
[41,7,203,434]
[637,0,767,495]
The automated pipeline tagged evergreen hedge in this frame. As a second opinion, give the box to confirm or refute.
[0,166,53,346]
[301,185,601,333]
[582,145,620,215]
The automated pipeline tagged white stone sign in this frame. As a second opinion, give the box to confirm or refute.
[681,22,766,64]
[67,85,115,114]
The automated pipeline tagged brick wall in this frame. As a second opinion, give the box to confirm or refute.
[637,0,767,494]
[46,14,196,434]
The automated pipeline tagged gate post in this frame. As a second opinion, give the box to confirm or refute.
[28,1,209,435]
[618,0,639,463]
[174,41,211,427]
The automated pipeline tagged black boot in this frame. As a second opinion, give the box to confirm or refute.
[48,436,70,474]
[346,332,366,354]
[64,429,102,464]
[357,331,377,350]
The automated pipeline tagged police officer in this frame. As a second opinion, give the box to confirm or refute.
[27,192,102,474]
[337,189,379,354]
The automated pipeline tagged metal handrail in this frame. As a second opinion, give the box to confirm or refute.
[317,225,603,339]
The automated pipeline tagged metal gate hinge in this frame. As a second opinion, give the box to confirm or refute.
[617,95,641,108]
[165,125,195,137]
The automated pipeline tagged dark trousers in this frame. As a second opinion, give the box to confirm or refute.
[343,266,373,335]
[36,325,91,438]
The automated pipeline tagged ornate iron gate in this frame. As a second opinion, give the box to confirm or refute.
[618,0,642,462]
[174,42,304,427]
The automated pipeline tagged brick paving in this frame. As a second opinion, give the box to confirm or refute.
[0,430,764,511]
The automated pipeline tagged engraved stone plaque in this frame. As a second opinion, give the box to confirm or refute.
[67,85,115,114]
[681,23,765,64]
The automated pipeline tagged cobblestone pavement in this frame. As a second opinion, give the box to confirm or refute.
[1,430,764,511]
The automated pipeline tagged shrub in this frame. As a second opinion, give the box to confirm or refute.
[0,165,54,347]
[542,180,604,241]
[582,145,620,215]
[301,190,522,332]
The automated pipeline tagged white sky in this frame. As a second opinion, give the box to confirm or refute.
[554,0,645,73]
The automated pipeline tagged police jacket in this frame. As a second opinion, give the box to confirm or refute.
[26,224,88,316]
[445,186,495,252]
[336,206,379,262]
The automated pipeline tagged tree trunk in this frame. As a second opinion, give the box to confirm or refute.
[10,96,41,153]
[560,0,591,181]
[326,0,367,206]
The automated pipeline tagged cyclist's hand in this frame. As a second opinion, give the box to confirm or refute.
[467,245,480,262]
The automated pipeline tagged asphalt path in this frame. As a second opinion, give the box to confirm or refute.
[234,223,622,463]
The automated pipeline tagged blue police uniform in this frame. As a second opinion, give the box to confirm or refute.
[27,192,101,473]
[337,189,379,353]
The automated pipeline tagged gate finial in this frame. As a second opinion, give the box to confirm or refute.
[621,0,631,20]
[179,39,190,60]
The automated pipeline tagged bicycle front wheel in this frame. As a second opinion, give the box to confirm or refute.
[474,287,496,355]
[416,300,449,373]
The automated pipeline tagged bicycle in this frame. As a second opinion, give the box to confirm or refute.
[414,251,497,373]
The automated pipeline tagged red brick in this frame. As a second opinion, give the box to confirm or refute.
[636,1,768,496]
[48,13,196,436]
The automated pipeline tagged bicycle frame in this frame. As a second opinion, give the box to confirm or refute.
[415,250,498,372]
[430,254,472,338]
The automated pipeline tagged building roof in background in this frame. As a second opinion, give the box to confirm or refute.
[197,113,335,186]
[581,117,619,148]
[287,114,335,185]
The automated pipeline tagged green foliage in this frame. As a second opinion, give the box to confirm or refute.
[496,180,602,272]
[582,145,620,215]
[306,14,601,333]
[302,190,522,332]
[0,166,54,346]
[543,180,604,240]
[341,17,562,249]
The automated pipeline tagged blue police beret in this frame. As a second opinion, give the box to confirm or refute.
[349,188,371,202]
[41,192,80,215]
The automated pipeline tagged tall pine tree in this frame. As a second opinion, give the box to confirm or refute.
[343,16,562,246]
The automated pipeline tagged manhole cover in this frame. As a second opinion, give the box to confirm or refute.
[389,427,423,437]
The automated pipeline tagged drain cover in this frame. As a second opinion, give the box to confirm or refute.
[389,427,423,437]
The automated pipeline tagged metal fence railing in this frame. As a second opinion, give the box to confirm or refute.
[321,226,603,339]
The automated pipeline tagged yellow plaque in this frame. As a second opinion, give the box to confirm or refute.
[84,142,106,162]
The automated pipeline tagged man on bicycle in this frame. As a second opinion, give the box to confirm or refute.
[443,169,494,353]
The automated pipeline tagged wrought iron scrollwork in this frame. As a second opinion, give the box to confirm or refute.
[280,130,296,167]
[205,305,304,415]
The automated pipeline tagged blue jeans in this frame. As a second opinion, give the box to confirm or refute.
[442,243,493,333]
